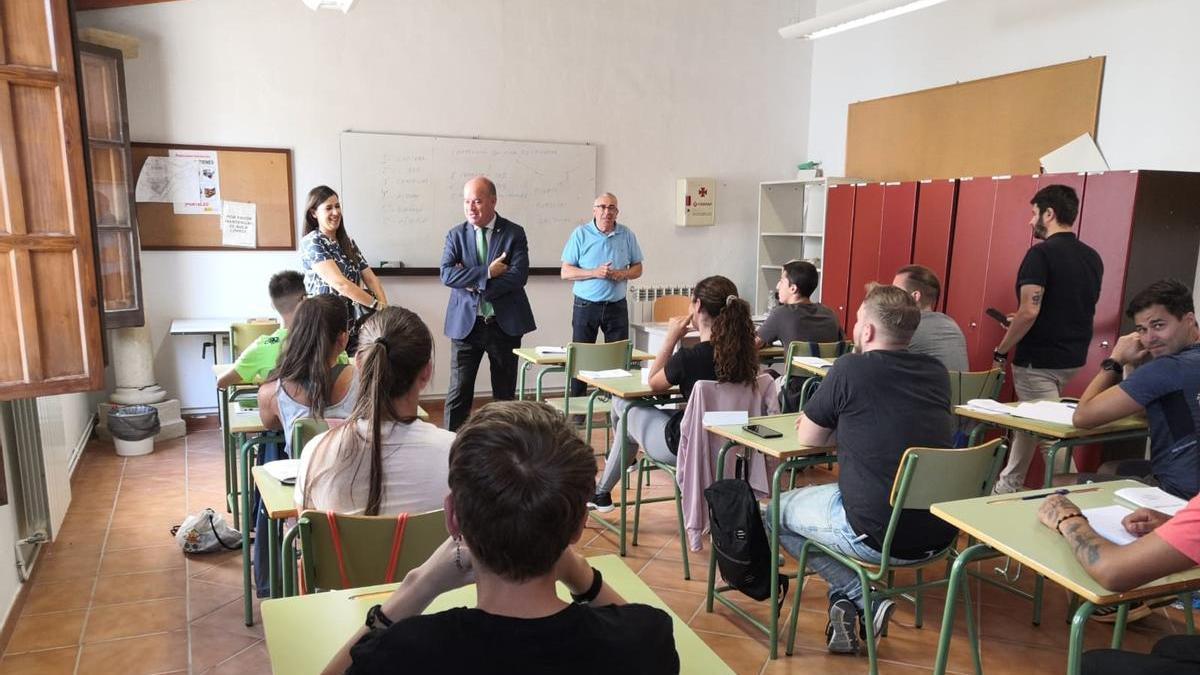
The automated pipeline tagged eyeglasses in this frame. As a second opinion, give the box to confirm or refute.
[593,204,619,212]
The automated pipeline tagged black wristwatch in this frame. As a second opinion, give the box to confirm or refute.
[992,350,1008,363]
[369,297,380,310]
[1100,358,1123,376]
[570,567,604,605]
[365,603,393,630]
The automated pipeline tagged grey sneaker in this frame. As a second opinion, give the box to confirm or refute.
[826,594,861,654]
[859,598,896,650]
[991,475,1025,495]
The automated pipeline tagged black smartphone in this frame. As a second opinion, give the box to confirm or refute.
[743,424,783,439]
[985,307,1012,328]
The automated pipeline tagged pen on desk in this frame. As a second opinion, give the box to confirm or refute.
[987,486,1101,504]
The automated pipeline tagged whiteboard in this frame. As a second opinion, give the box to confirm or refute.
[339,132,596,268]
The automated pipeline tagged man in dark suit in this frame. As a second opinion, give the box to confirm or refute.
[440,176,536,431]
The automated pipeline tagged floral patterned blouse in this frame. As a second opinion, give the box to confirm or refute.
[299,230,368,297]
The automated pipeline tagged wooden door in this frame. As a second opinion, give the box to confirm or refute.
[0,0,105,399]
[79,42,144,328]
[876,181,919,281]
[911,179,957,311]
[944,178,998,370]
[845,183,885,334]
[821,183,856,330]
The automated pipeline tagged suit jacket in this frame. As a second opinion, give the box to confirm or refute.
[440,215,537,340]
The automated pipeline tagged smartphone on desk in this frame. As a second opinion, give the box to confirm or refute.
[743,424,783,439]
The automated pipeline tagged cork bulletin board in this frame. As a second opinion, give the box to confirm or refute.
[845,57,1105,182]
[132,142,295,250]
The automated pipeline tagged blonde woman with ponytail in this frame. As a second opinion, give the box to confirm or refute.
[589,275,758,512]
[295,306,454,516]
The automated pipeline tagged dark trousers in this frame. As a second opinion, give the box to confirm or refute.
[1083,635,1200,674]
[569,298,630,396]
[445,316,522,431]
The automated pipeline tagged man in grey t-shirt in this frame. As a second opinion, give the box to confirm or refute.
[893,265,969,372]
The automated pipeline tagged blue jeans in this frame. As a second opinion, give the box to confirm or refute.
[570,297,629,397]
[770,483,935,610]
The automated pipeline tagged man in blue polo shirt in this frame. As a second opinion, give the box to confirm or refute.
[560,192,644,398]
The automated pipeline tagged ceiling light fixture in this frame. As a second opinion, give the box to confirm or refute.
[778,0,953,40]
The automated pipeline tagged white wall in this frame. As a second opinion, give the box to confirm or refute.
[806,0,1200,177]
[78,0,816,410]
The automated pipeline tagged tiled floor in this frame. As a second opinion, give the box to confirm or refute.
[0,409,1190,674]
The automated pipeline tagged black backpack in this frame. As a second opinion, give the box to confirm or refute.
[704,462,788,603]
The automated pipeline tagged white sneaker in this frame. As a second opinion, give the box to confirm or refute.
[991,475,1025,495]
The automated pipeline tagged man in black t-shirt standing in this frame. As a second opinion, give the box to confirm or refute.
[992,185,1103,494]
[771,285,955,656]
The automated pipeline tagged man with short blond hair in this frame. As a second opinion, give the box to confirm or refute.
[770,284,955,655]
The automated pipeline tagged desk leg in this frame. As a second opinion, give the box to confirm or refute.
[219,388,231,512]
[230,432,243,528]
[1068,601,1096,675]
[517,361,531,401]
[767,459,790,660]
[240,440,257,626]
[1044,440,1066,488]
[706,441,736,613]
[617,402,629,556]
[1111,603,1129,649]
[267,518,280,599]
[934,543,991,675]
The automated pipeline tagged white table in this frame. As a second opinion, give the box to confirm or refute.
[169,317,240,364]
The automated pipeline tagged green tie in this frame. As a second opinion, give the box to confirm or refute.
[476,226,494,319]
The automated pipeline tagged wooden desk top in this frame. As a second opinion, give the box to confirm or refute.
[573,372,679,400]
[953,402,1147,440]
[252,465,298,520]
[705,413,835,460]
[512,347,654,366]
[262,554,732,675]
[932,480,1200,605]
[789,356,834,378]
[228,399,267,435]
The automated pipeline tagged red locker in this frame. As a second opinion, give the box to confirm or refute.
[976,175,1042,370]
[911,179,958,310]
[877,182,919,282]
[944,178,998,371]
[845,183,885,333]
[822,183,856,329]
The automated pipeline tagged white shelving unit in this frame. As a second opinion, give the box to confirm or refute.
[754,178,832,315]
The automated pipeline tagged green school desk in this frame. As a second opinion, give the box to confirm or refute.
[261,554,732,675]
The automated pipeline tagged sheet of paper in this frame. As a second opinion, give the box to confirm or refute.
[135,156,201,203]
[792,356,833,369]
[578,369,631,379]
[535,346,567,355]
[1115,487,1187,516]
[702,411,749,426]
[1080,505,1136,545]
[1040,133,1109,173]
[262,459,300,483]
[170,149,222,214]
[220,200,257,248]
[961,398,1013,415]
[1010,400,1077,426]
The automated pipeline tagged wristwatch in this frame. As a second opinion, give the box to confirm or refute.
[369,297,380,311]
[1100,358,1123,375]
[570,567,604,605]
[365,603,393,630]
[992,350,1008,363]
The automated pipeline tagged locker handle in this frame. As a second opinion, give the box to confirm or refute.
[1100,340,1110,349]
[969,321,977,329]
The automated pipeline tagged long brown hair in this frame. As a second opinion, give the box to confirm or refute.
[267,294,347,417]
[303,185,364,268]
[694,275,758,385]
[302,306,433,515]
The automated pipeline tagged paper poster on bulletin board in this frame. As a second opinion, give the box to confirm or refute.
[132,143,295,250]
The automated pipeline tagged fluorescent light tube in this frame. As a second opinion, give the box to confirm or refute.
[779,0,952,40]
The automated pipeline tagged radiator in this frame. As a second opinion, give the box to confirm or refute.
[627,284,692,323]
[4,400,50,581]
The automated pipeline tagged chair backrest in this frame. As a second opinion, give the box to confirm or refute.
[298,509,448,593]
[291,417,330,460]
[230,320,279,359]
[947,368,1004,407]
[652,295,691,322]
[869,439,1006,572]
[781,340,853,387]
[562,340,632,413]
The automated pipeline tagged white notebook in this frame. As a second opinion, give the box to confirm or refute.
[1080,504,1137,545]
[578,369,631,379]
[792,356,833,369]
[262,459,300,484]
[535,345,567,355]
[702,411,749,427]
[1115,486,1187,516]
[1009,400,1077,426]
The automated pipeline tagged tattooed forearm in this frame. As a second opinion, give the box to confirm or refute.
[1031,292,1042,306]
[1063,523,1105,567]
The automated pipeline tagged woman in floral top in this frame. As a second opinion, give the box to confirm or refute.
[300,185,388,353]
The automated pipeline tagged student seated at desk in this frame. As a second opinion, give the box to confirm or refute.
[1067,280,1200,500]
[321,401,679,675]
[755,260,842,349]
[771,285,954,655]
[296,306,453,515]
[1038,492,1200,674]
[216,270,351,388]
[589,275,759,512]
[892,264,968,372]
[259,294,358,458]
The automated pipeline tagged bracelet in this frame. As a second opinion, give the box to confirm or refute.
[1056,512,1088,534]
[570,567,603,605]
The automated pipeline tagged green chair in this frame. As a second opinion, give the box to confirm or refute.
[290,417,331,460]
[230,320,279,359]
[784,438,1006,674]
[287,509,448,595]
[780,340,853,409]
[948,368,1005,406]
[542,340,633,443]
